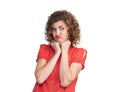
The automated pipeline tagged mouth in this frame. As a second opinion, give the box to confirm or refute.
[55,35,61,39]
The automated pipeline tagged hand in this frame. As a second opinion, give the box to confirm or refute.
[60,40,71,52]
[50,41,61,53]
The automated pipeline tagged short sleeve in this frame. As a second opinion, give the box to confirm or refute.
[73,48,87,70]
[36,44,49,62]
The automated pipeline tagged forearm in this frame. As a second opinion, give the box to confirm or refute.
[35,52,61,84]
[59,51,73,87]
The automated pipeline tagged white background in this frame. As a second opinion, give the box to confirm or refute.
[0,0,120,92]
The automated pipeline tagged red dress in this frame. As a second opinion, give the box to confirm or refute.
[33,44,87,92]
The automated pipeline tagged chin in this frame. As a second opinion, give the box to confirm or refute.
[55,39,62,43]
[56,41,62,44]
[55,39,66,44]
[58,41,65,44]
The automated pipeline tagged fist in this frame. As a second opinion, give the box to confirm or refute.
[60,40,71,51]
[50,41,61,53]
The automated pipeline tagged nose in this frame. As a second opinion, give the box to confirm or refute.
[56,29,60,35]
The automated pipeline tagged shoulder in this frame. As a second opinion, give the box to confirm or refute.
[69,46,87,69]
[36,44,52,61]
[39,44,54,54]
[40,44,51,50]
[71,46,87,53]
[40,44,49,47]
[70,46,87,59]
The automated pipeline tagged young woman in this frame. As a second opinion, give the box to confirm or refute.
[33,10,87,92]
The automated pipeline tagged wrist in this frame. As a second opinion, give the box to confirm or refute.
[55,50,61,55]
[61,50,68,54]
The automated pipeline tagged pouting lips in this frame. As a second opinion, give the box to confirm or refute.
[55,35,61,39]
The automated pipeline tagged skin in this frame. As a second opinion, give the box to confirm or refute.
[35,20,82,87]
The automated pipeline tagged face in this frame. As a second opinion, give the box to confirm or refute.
[51,20,69,44]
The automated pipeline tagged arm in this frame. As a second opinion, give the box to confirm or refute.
[59,41,82,87]
[35,52,60,84]
[60,50,82,87]
[35,43,61,84]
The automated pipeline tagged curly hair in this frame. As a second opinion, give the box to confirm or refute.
[45,10,80,46]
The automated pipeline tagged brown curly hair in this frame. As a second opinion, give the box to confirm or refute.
[45,10,80,46]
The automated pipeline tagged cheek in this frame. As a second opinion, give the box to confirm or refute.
[66,32,69,37]
[64,33,69,39]
[52,33,55,37]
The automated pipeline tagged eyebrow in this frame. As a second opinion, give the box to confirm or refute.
[59,25,64,28]
[52,25,64,29]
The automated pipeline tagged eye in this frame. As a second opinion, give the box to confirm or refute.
[51,28,56,32]
[59,27,64,31]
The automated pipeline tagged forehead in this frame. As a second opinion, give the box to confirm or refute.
[52,20,67,28]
